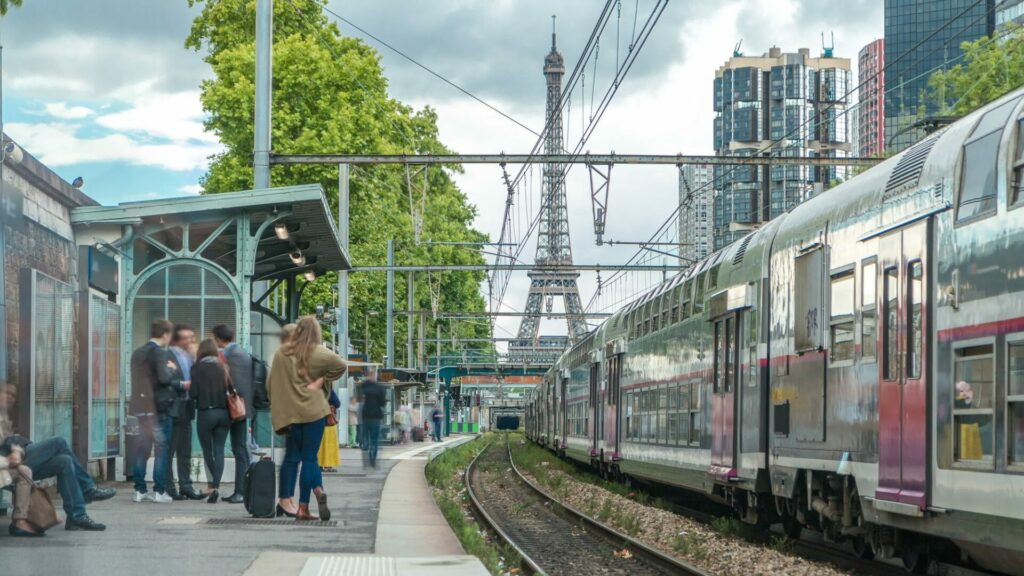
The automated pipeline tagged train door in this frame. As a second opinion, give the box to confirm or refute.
[711,312,740,478]
[589,361,600,456]
[876,219,930,510]
[560,371,568,449]
[605,351,621,457]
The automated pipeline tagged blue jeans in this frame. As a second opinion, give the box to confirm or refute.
[133,413,173,494]
[432,418,442,441]
[279,418,326,504]
[362,419,381,467]
[24,437,96,518]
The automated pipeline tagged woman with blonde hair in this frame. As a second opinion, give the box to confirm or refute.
[268,316,346,521]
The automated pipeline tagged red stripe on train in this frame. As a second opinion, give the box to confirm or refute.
[937,316,1024,342]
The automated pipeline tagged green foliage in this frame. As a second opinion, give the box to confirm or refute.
[672,533,708,561]
[927,24,1024,116]
[0,0,22,16]
[187,0,491,360]
[710,515,746,538]
[769,534,795,554]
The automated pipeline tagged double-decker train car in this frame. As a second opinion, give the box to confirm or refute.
[525,87,1024,574]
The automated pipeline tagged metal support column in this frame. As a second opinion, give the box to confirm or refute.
[337,163,349,358]
[385,239,394,368]
[254,0,272,190]
[406,271,414,367]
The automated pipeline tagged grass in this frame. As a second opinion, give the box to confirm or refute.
[710,515,748,538]
[769,534,795,554]
[425,433,522,576]
[672,533,709,562]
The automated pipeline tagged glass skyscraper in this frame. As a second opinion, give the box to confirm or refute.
[884,0,995,152]
[712,47,852,250]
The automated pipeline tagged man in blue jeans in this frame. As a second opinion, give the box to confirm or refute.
[21,436,115,530]
[129,319,188,503]
[359,368,386,469]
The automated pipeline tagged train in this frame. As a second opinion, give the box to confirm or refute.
[524,86,1024,574]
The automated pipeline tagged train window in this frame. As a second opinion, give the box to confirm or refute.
[1014,117,1024,207]
[714,321,723,393]
[662,295,671,328]
[883,267,899,380]
[907,261,923,379]
[861,260,877,363]
[689,381,702,446]
[829,270,855,363]
[681,279,693,320]
[953,344,995,464]
[693,274,705,314]
[659,387,669,444]
[725,317,736,392]
[956,98,1020,222]
[1008,341,1024,464]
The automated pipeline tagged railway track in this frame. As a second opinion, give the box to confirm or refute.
[465,435,707,576]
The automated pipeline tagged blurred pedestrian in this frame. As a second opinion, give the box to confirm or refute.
[166,324,206,501]
[130,319,186,504]
[360,367,387,468]
[268,316,346,521]
[318,389,341,473]
[212,325,252,504]
[348,395,360,448]
[190,339,236,503]
[431,404,443,442]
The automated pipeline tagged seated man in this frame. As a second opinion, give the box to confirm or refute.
[1,443,40,537]
[2,435,115,531]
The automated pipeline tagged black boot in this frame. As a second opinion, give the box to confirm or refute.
[66,515,106,531]
[84,487,117,503]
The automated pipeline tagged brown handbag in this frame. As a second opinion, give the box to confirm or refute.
[28,485,61,531]
[222,365,247,422]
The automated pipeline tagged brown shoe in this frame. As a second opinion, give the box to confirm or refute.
[295,504,315,521]
[315,491,330,522]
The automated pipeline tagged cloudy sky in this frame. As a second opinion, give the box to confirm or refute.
[1,0,882,344]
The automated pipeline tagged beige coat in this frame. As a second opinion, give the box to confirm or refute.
[268,345,346,433]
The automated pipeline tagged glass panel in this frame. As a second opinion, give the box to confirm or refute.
[955,414,994,462]
[714,322,722,393]
[725,317,736,392]
[957,131,1000,221]
[168,265,202,296]
[1015,118,1024,206]
[862,262,876,306]
[31,274,75,443]
[884,267,899,380]
[137,269,166,296]
[830,273,855,318]
[831,322,855,362]
[1011,402,1024,464]
[1011,342,1024,396]
[955,345,994,411]
[907,261,923,379]
[971,96,1020,136]
[862,311,876,362]
[89,297,122,459]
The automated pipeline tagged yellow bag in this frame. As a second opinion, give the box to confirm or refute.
[959,422,982,460]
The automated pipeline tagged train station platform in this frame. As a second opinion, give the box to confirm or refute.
[0,436,486,576]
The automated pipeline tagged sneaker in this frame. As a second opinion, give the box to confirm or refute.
[84,487,117,503]
[133,491,154,503]
[66,514,106,531]
[153,491,174,504]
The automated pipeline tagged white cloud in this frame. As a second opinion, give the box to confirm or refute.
[177,184,203,195]
[4,122,219,172]
[43,102,95,120]
[96,90,219,145]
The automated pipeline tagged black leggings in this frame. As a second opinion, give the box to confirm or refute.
[197,409,231,489]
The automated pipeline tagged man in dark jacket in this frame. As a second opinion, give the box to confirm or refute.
[130,319,187,503]
[359,367,387,469]
[212,324,251,504]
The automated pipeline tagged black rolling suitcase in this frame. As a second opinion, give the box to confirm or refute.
[244,458,276,518]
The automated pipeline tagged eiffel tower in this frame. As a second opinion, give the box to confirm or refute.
[510,21,589,364]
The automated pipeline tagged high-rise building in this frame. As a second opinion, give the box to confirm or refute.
[884,0,995,152]
[997,0,1024,26]
[678,164,714,265]
[858,39,886,157]
[712,47,852,250]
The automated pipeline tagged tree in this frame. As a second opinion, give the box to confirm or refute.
[187,0,492,362]
[927,23,1024,116]
[0,0,22,17]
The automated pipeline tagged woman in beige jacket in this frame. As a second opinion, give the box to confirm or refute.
[1,394,41,537]
[268,316,346,521]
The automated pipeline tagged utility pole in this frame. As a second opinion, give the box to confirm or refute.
[338,163,349,382]
[254,0,272,189]
[385,239,394,369]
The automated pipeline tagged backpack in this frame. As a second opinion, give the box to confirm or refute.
[252,356,270,410]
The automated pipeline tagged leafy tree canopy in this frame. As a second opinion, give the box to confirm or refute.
[0,0,22,17]
[927,23,1024,116]
[187,0,491,363]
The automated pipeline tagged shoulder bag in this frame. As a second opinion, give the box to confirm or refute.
[224,365,247,422]
[28,484,61,531]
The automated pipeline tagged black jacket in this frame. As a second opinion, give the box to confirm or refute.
[130,341,184,415]
[360,379,387,421]
[222,343,255,415]
[189,358,230,411]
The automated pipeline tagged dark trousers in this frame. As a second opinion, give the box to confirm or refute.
[133,413,173,494]
[166,416,195,493]
[362,419,382,468]
[228,417,249,495]
[197,409,231,489]
[432,418,442,441]
[279,418,325,504]
[24,437,95,518]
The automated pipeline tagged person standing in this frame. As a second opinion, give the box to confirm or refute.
[130,319,187,504]
[360,368,387,468]
[212,325,252,504]
[166,325,205,501]
[318,390,341,473]
[268,316,346,521]
[347,395,359,449]
[189,339,235,503]
[431,403,443,442]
